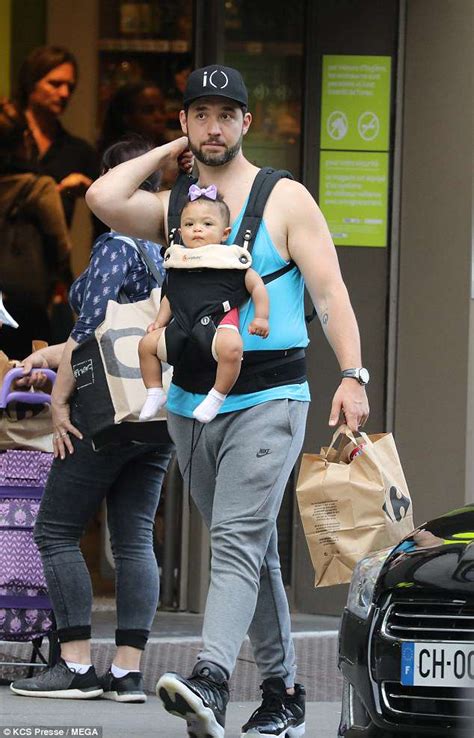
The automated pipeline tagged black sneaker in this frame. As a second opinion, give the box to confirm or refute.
[100,668,147,703]
[241,678,306,737]
[10,658,103,699]
[156,660,229,738]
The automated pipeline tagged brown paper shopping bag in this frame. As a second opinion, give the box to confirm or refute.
[296,425,414,587]
[0,351,53,452]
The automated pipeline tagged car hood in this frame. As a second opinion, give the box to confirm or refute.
[375,505,474,596]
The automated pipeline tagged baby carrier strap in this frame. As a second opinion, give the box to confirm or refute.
[167,167,293,257]
[167,172,197,243]
[234,167,293,251]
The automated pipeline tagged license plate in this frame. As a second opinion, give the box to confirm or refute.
[401,642,474,687]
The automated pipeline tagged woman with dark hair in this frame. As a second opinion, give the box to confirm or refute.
[98,81,167,154]
[9,136,190,703]
[17,45,99,228]
[0,98,71,357]
[99,82,177,189]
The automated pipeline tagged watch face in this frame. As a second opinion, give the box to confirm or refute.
[359,368,370,384]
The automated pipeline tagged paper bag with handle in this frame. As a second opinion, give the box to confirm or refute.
[296,424,414,587]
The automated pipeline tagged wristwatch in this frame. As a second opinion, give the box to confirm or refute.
[341,367,370,385]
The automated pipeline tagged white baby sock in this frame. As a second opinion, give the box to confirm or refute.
[139,387,167,421]
[192,388,226,424]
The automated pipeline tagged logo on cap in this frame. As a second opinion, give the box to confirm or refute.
[202,69,229,91]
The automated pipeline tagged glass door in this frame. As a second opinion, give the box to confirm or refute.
[221,0,306,177]
[98,0,193,143]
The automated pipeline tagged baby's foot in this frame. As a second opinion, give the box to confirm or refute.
[192,388,226,424]
[139,388,167,421]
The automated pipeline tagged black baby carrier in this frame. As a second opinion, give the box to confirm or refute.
[166,168,309,395]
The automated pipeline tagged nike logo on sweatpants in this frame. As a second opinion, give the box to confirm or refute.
[256,449,271,458]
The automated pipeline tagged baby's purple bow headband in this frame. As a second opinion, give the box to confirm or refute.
[188,183,217,201]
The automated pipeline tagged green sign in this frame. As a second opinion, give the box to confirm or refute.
[319,151,389,247]
[320,55,391,151]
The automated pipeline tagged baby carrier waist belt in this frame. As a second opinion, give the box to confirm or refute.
[173,348,307,395]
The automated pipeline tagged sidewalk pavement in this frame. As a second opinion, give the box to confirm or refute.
[1,689,341,738]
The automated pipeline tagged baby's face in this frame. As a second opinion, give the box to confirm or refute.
[180,200,230,248]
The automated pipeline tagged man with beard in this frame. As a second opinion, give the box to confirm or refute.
[87,65,370,738]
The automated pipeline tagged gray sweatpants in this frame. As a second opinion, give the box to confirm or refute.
[168,399,309,686]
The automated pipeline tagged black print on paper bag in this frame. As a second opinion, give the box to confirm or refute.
[383,485,411,523]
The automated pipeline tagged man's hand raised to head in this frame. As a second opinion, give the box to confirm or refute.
[329,379,370,432]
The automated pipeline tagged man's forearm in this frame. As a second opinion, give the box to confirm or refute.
[316,283,363,370]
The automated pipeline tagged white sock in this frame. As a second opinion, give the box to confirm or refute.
[111,663,140,678]
[192,388,227,424]
[65,660,91,674]
[139,387,167,421]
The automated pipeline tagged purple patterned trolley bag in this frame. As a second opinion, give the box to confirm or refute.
[0,466,53,641]
[0,368,59,672]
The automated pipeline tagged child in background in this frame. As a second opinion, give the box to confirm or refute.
[138,184,270,423]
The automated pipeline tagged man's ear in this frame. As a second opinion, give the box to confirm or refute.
[179,109,188,134]
[242,111,252,137]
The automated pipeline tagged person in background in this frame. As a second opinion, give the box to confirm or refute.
[8,137,188,703]
[98,81,167,152]
[0,99,71,358]
[98,81,177,190]
[17,45,99,229]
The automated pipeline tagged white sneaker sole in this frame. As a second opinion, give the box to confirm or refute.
[10,685,103,699]
[156,673,225,738]
[241,722,306,738]
[101,690,147,703]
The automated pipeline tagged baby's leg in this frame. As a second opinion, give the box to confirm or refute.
[214,326,243,394]
[138,328,167,420]
[193,326,243,424]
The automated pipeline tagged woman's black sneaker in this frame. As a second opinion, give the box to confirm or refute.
[100,668,147,703]
[156,660,229,738]
[241,677,306,737]
[10,658,103,699]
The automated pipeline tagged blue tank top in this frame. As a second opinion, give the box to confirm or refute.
[166,201,311,417]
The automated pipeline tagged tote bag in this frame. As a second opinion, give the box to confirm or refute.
[296,425,414,587]
[71,239,172,449]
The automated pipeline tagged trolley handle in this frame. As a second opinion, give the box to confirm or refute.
[0,367,56,408]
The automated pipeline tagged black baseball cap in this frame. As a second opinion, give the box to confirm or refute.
[183,65,248,108]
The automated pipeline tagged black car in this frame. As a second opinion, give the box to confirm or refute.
[338,504,474,737]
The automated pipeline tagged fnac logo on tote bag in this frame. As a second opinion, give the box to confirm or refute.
[73,358,95,389]
[72,326,145,391]
[383,486,411,523]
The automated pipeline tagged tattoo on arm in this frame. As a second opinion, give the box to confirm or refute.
[322,311,329,325]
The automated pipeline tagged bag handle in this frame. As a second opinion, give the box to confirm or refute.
[0,367,56,408]
[325,424,369,462]
[118,236,164,286]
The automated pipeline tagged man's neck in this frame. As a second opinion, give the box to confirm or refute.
[196,152,258,194]
[25,107,59,142]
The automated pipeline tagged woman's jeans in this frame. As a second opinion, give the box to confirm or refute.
[34,431,173,650]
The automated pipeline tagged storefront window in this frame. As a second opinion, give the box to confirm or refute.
[223,0,305,176]
[98,0,193,142]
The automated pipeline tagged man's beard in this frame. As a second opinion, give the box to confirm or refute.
[189,136,242,167]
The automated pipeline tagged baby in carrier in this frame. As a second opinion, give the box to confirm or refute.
[138,184,270,423]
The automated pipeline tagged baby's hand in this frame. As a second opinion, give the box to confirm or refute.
[248,318,269,338]
[146,321,159,333]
